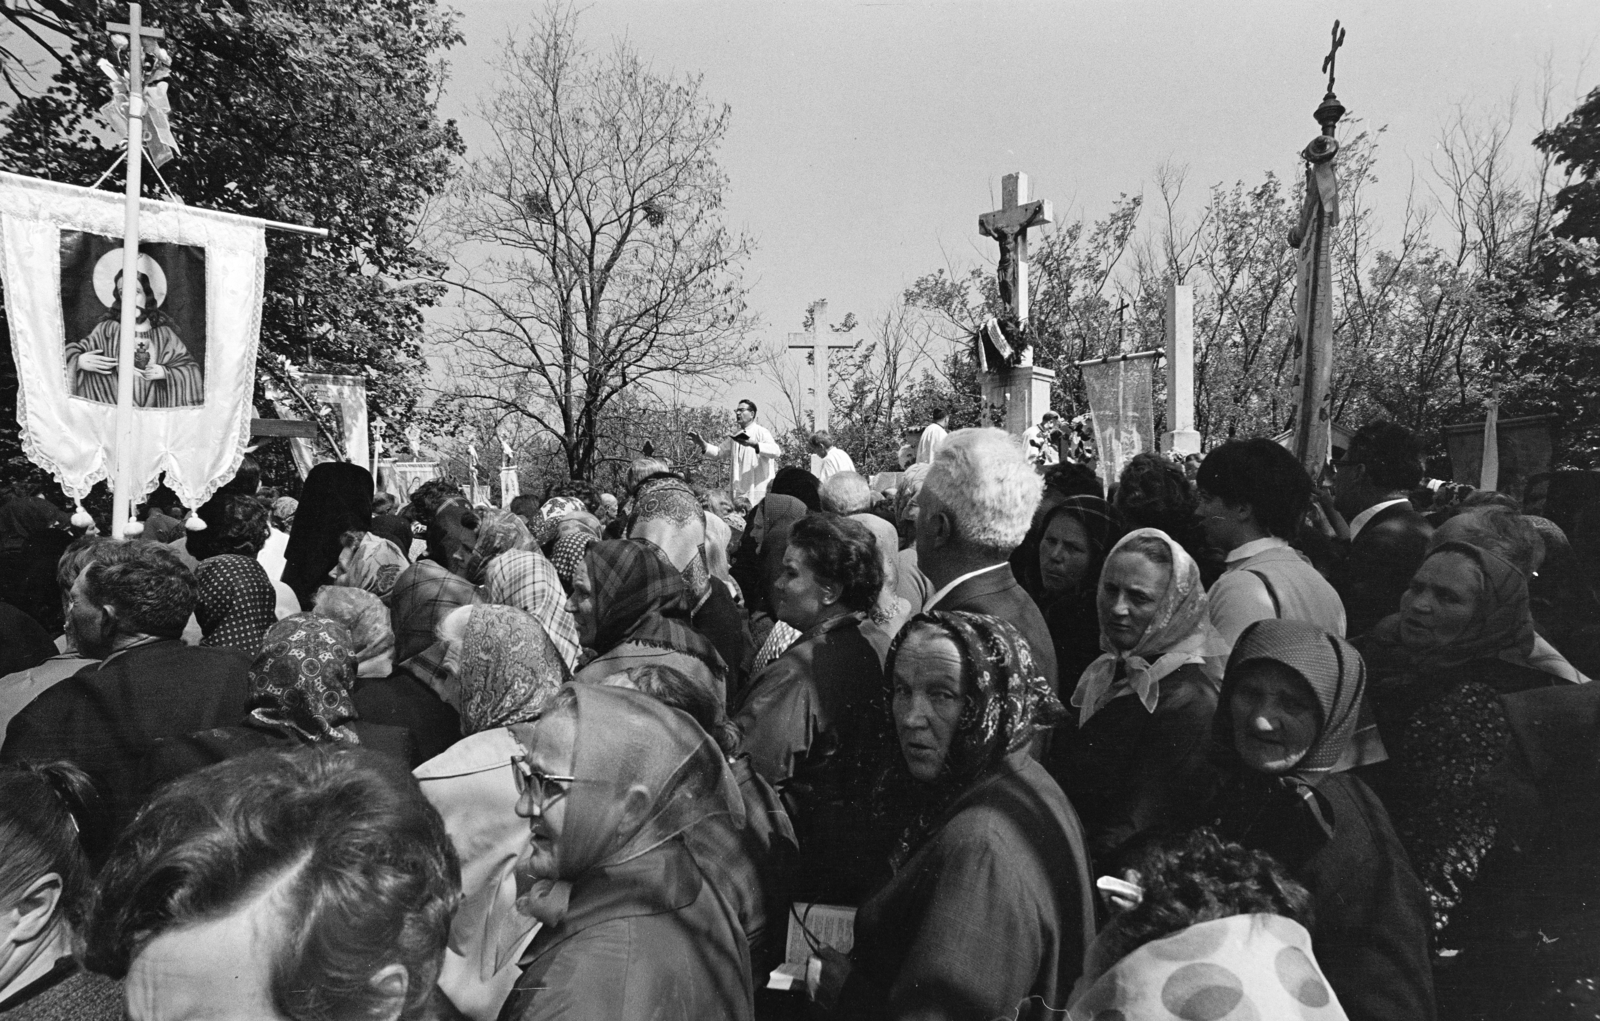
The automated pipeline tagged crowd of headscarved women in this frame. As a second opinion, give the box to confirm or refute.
[1,422,1599,1021]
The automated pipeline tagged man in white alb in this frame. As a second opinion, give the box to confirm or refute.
[915,408,949,464]
[689,398,781,504]
[809,430,855,481]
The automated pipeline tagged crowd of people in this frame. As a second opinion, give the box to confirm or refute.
[0,411,1598,1021]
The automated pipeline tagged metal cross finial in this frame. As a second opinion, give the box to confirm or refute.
[1322,20,1346,95]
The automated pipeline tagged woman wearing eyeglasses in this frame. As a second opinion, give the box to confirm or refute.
[500,683,753,1021]
[810,611,1096,1021]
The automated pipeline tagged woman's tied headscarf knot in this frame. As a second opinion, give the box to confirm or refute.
[1072,528,1229,726]
[877,611,1068,870]
[457,604,570,734]
[248,614,361,743]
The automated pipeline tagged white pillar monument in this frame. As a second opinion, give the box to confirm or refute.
[1161,282,1202,454]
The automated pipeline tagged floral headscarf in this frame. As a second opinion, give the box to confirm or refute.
[247,614,361,743]
[1071,528,1229,726]
[483,549,582,671]
[875,611,1068,869]
[582,540,725,679]
[194,554,278,654]
[460,509,534,585]
[540,496,588,521]
[333,531,408,605]
[456,604,570,735]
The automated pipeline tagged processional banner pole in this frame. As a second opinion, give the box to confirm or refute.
[107,3,160,539]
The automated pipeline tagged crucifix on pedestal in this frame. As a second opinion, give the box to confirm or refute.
[787,299,854,433]
[977,172,1057,436]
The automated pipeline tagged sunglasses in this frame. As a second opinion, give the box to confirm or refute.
[510,754,576,807]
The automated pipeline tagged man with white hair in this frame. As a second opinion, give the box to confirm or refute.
[915,428,1057,693]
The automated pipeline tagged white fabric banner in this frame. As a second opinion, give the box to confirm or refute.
[272,372,369,478]
[0,171,265,506]
[1081,356,1155,491]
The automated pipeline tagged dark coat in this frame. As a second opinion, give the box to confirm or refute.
[1332,501,1433,639]
[837,752,1096,1021]
[0,640,249,861]
[695,577,754,702]
[497,841,753,1021]
[140,718,417,798]
[930,565,1059,696]
[0,602,56,678]
[1211,771,1437,1021]
[1051,661,1218,869]
[0,956,123,1020]
[352,663,462,764]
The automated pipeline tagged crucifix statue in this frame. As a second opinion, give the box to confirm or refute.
[403,422,424,458]
[979,172,1052,367]
[787,299,854,432]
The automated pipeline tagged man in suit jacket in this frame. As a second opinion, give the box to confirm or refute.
[915,428,1058,694]
[1330,421,1434,639]
[2,541,249,863]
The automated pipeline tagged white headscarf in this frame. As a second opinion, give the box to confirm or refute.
[1071,527,1229,725]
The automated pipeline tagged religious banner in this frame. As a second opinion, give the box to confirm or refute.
[0,171,265,507]
[1081,355,1155,489]
[499,466,520,508]
[272,372,369,478]
[389,460,441,505]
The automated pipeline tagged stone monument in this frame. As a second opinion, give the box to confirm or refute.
[1160,283,1202,454]
[978,172,1056,435]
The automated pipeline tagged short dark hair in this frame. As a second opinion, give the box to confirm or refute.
[0,761,96,927]
[403,480,465,527]
[810,430,832,449]
[786,513,884,613]
[187,493,270,560]
[82,541,196,639]
[372,492,399,515]
[1043,461,1104,501]
[509,493,541,520]
[1196,438,1313,538]
[217,455,262,497]
[1344,421,1424,492]
[86,747,460,1021]
[930,408,948,422]
[1115,453,1195,535]
[1095,828,1313,968]
[737,399,757,415]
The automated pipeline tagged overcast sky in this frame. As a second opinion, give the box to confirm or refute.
[442,0,1599,429]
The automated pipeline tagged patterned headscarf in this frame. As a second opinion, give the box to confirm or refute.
[1395,541,1543,674]
[875,611,1068,869]
[483,549,582,671]
[582,540,725,678]
[551,529,598,590]
[194,554,278,654]
[333,531,408,605]
[1069,914,1350,1021]
[1217,620,1367,785]
[1072,528,1230,726]
[390,560,479,663]
[541,496,588,521]
[460,509,534,585]
[247,614,361,743]
[456,604,570,735]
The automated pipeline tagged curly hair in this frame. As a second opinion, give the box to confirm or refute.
[1115,452,1196,537]
[922,428,1043,556]
[786,513,884,613]
[82,541,196,639]
[403,480,465,528]
[86,747,460,1021]
[187,493,270,560]
[1344,421,1424,493]
[1096,828,1313,968]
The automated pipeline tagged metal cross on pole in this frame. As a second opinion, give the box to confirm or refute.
[786,299,854,433]
[1322,20,1346,98]
[105,3,165,539]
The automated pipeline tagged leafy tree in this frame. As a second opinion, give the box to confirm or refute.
[432,3,757,481]
[0,0,463,490]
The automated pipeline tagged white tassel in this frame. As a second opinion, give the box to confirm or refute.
[122,520,145,537]
[185,512,206,531]
[70,501,93,529]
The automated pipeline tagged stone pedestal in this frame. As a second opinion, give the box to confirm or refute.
[982,364,1056,437]
[1160,283,1202,455]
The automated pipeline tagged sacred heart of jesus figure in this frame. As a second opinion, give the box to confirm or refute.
[59,230,207,409]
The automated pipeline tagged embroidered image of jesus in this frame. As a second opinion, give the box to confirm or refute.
[60,233,206,408]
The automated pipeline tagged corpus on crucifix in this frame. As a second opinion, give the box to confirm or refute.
[977,172,1057,436]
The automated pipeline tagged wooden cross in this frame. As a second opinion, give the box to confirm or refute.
[979,172,1053,328]
[787,299,854,432]
[1322,20,1346,96]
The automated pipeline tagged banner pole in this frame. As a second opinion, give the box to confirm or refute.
[109,2,146,539]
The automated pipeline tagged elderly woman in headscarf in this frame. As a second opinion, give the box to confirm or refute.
[331,529,409,605]
[140,616,413,792]
[1359,541,1566,959]
[192,555,278,655]
[389,551,481,701]
[499,683,752,1021]
[413,603,571,1021]
[483,548,582,672]
[459,509,534,584]
[568,540,726,696]
[188,492,299,619]
[546,503,602,593]
[282,462,374,608]
[811,611,1095,1020]
[1023,495,1126,685]
[1056,528,1229,869]
[1205,620,1435,1021]
[313,585,459,763]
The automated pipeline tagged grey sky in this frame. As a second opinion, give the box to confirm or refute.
[442,0,1599,431]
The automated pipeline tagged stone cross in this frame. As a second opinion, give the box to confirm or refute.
[979,172,1053,363]
[787,299,854,433]
[1322,20,1346,96]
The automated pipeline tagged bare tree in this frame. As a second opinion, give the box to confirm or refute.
[431,4,757,479]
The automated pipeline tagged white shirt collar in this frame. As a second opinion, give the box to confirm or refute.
[1224,536,1290,564]
[924,562,1007,611]
[1348,498,1412,539]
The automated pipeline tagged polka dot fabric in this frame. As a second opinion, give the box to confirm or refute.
[1068,914,1349,1021]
